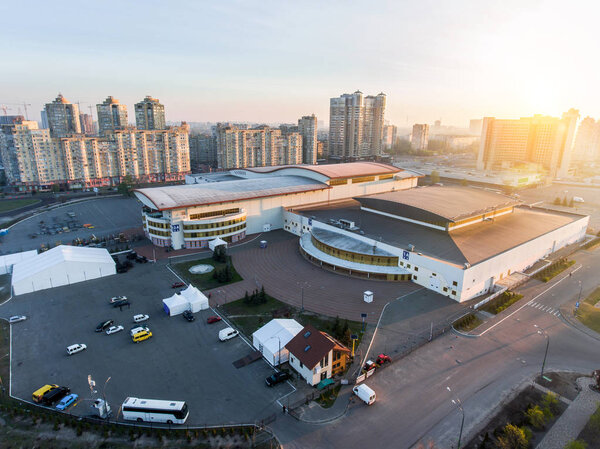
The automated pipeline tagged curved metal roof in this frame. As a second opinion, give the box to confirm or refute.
[134,176,328,210]
[244,162,402,180]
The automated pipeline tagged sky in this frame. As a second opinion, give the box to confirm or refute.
[1,0,599,127]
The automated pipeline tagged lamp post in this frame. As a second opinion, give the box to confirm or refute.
[446,386,465,449]
[534,325,550,379]
[297,281,310,313]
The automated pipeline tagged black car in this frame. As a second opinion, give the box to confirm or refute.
[265,371,290,387]
[116,264,128,274]
[42,386,70,405]
[96,319,114,332]
[182,310,195,322]
[112,299,130,308]
[135,255,148,264]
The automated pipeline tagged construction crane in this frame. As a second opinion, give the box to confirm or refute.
[0,102,32,120]
[0,105,10,116]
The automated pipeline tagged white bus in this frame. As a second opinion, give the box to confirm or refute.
[121,397,189,424]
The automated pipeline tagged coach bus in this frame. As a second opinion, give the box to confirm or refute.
[121,397,189,424]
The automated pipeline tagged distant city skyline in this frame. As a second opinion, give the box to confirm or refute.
[1,0,598,126]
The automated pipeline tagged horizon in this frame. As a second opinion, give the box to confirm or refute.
[1,0,599,127]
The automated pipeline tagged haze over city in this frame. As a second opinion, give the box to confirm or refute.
[2,0,599,125]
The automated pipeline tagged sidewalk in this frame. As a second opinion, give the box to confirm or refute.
[535,377,600,449]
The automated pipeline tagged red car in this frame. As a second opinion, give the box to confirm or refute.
[171,282,185,288]
[207,316,222,324]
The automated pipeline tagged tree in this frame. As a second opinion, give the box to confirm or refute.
[430,170,440,185]
[332,316,341,337]
[460,179,468,186]
[213,245,227,263]
[51,184,60,193]
[553,197,561,205]
[541,392,559,418]
[243,291,250,305]
[562,196,568,206]
[569,198,574,207]
[525,405,545,429]
[495,423,529,449]
[117,175,134,197]
[259,285,266,304]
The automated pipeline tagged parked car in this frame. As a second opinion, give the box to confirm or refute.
[265,371,290,387]
[109,296,127,303]
[55,393,78,410]
[172,281,185,288]
[42,386,70,406]
[363,360,377,372]
[133,314,149,323]
[182,310,195,322]
[116,264,128,274]
[126,252,137,260]
[106,325,124,335]
[135,255,148,264]
[132,330,152,343]
[112,299,130,308]
[207,316,222,324]
[8,315,27,324]
[376,353,392,365]
[95,319,114,332]
[66,344,87,355]
[130,326,150,336]
[219,327,239,341]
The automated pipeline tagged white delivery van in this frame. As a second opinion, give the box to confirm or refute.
[353,384,376,405]
[573,197,584,203]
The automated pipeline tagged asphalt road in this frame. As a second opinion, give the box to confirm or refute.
[0,197,142,254]
[269,247,600,448]
[1,259,292,425]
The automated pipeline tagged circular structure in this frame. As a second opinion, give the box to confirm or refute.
[189,264,214,274]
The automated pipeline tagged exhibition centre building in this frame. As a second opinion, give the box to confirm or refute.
[134,162,589,302]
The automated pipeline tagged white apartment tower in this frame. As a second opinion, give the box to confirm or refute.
[97,96,129,134]
[135,96,166,130]
[411,124,429,151]
[45,94,81,138]
[297,114,317,164]
[328,91,386,159]
[572,117,600,163]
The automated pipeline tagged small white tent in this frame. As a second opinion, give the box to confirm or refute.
[0,250,38,275]
[11,246,116,295]
[180,285,209,312]
[209,238,227,251]
[162,294,189,316]
[252,319,304,366]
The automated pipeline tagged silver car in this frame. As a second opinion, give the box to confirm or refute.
[9,315,27,324]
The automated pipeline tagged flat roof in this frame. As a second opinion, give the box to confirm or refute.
[245,162,402,180]
[355,186,521,223]
[135,176,328,210]
[298,201,579,265]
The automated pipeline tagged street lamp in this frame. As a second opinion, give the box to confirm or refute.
[297,281,310,313]
[446,386,465,449]
[534,325,550,379]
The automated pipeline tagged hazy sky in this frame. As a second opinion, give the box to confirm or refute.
[1,0,599,127]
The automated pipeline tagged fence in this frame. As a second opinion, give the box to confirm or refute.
[287,380,341,418]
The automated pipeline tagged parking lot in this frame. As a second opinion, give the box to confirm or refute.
[0,197,143,254]
[1,260,291,425]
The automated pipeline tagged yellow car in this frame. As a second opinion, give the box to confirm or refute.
[132,330,152,343]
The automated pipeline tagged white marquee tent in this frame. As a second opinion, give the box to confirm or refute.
[0,250,38,275]
[209,238,227,251]
[162,285,209,316]
[252,319,304,366]
[162,293,189,316]
[12,246,116,295]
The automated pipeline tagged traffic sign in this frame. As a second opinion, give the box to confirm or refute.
[576,302,580,308]
[351,334,358,340]
[361,313,367,318]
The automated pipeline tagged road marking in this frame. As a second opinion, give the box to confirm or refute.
[554,311,560,316]
[477,264,582,337]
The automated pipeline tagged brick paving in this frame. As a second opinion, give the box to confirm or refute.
[205,234,422,323]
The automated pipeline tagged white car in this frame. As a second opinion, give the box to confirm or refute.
[130,326,150,336]
[8,315,27,324]
[109,295,127,303]
[133,314,149,323]
[219,327,239,341]
[106,325,124,335]
[66,343,87,355]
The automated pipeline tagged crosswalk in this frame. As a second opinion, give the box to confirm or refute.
[528,301,561,317]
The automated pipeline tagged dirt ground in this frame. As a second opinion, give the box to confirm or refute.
[465,374,571,449]
[535,371,588,401]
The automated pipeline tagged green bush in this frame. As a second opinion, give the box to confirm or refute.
[495,423,529,449]
[525,405,545,429]
[565,440,587,449]
[541,392,560,418]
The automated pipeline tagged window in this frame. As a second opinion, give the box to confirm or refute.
[431,273,436,276]
[414,267,419,271]
[443,287,448,292]
[407,264,411,269]
[452,281,458,286]
[451,290,457,295]
[414,275,418,280]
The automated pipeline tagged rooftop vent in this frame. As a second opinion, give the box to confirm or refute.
[304,331,311,338]
[304,345,311,352]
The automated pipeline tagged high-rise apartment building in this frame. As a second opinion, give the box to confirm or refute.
[382,124,397,150]
[328,91,386,159]
[469,119,483,135]
[476,109,579,178]
[44,94,81,138]
[97,96,128,134]
[135,96,166,130]
[79,113,95,135]
[216,124,302,169]
[572,117,600,163]
[297,114,317,164]
[411,124,429,151]
[189,133,217,167]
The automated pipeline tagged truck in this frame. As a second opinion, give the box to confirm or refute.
[353,384,376,405]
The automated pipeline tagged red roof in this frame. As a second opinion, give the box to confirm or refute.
[285,324,350,369]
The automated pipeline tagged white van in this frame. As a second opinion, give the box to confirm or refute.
[573,196,585,203]
[353,384,376,405]
[66,344,87,355]
[219,327,239,341]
